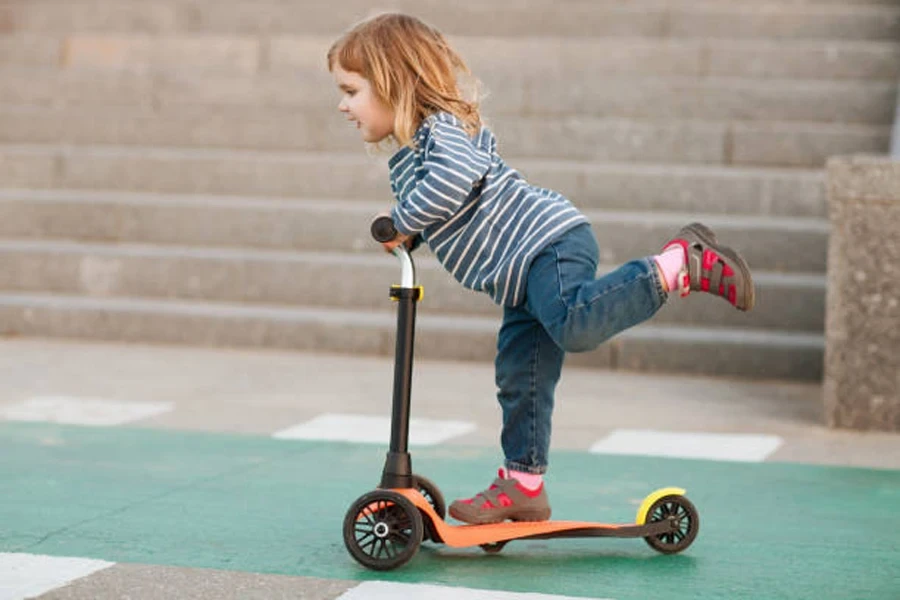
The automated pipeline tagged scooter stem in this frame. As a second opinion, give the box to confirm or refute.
[393,245,416,289]
[380,244,420,490]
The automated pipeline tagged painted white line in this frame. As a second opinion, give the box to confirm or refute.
[1,396,173,426]
[589,429,783,463]
[272,413,476,446]
[0,553,114,600]
[338,581,613,600]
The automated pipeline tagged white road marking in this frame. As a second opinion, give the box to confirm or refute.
[338,581,614,600]
[0,553,114,600]
[272,413,476,446]
[589,429,783,462]
[0,396,173,426]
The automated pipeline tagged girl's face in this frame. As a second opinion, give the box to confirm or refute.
[333,64,395,144]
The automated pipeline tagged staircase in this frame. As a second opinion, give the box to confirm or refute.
[0,0,897,381]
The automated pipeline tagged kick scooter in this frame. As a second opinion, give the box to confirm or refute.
[342,216,700,571]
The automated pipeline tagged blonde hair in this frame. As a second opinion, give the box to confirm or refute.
[327,13,482,146]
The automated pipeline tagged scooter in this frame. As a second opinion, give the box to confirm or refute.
[342,216,700,571]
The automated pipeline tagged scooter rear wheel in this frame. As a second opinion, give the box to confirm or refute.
[343,490,423,570]
[480,541,507,554]
[413,474,445,543]
[643,494,699,554]
[414,474,446,519]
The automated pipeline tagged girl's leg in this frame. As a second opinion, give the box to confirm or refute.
[447,304,562,525]
[524,224,667,353]
[495,304,565,475]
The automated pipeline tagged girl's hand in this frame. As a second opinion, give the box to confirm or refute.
[382,233,411,253]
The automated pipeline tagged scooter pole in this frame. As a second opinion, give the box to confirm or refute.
[371,216,420,489]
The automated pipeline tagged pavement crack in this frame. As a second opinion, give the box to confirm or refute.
[18,458,269,553]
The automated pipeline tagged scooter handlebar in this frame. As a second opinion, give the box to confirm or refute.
[371,215,398,243]
[371,214,416,288]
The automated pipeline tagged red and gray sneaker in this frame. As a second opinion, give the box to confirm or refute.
[448,469,551,525]
[663,223,755,312]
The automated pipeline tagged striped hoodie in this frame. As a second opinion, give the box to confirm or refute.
[388,112,588,307]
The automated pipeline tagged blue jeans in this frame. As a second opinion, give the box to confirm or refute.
[496,224,667,474]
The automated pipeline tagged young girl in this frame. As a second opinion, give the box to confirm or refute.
[328,13,754,525]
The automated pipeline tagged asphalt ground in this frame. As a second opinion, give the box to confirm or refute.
[1,339,898,600]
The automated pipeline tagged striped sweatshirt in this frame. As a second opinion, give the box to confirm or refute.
[389,112,588,307]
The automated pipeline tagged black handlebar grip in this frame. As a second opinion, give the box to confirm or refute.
[371,215,398,243]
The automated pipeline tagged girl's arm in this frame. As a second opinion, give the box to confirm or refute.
[390,121,491,237]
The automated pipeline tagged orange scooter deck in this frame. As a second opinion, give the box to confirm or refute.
[393,488,671,548]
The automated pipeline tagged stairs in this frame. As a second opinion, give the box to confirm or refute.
[1,0,898,381]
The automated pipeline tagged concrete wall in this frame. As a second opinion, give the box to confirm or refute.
[892,81,900,157]
[824,155,900,430]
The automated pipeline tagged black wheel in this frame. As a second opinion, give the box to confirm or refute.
[480,541,507,554]
[343,490,423,570]
[413,474,446,519]
[413,474,446,543]
[643,494,699,554]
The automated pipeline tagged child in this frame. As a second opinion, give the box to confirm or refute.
[327,13,754,525]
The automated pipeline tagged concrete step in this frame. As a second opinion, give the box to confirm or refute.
[0,106,889,168]
[0,291,824,381]
[3,34,899,82]
[1,0,897,41]
[2,66,894,124]
[0,239,826,333]
[0,149,827,218]
[0,188,827,273]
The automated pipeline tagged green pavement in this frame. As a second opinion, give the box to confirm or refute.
[1,422,898,600]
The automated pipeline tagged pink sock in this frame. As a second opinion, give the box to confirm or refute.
[653,245,686,293]
[508,469,543,491]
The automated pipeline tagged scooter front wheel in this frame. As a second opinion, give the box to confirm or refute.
[642,494,699,554]
[343,490,423,570]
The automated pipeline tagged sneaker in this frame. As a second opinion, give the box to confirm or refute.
[448,469,551,525]
[663,222,755,311]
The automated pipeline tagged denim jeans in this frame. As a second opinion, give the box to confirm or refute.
[496,223,667,474]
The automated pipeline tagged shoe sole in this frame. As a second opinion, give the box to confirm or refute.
[448,505,551,525]
[683,222,755,312]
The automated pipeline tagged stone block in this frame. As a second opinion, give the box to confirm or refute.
[0,295,393,355]
[615,326,824,381]
[526,76,896,124]
[490,116,726,165]
[453,37,703,79]
[0,105,332,150]
[824,155,900,431]
[668,4,900,41]
[55,146,390,199]
[154,69,332,109]
[256,35,900,83]
[180,1,371,35]
[707,40,900,81]
[767,173,828,218]
[4,142,822,217]
[0,67,155,108]
[1,0,181,33]
[267,36,332,72]
[0,35,60,67]
[731,122,891,168]
[0,235,822,333]
[62,35,261,73]
[565,162,825,217]
[0,148,58,187]
[586,215,828,273]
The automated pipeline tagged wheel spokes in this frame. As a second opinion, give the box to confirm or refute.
[651,500,693,547]
[353,504,413,558]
